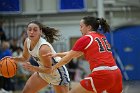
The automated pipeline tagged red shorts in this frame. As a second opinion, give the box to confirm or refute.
[80,68,123,93]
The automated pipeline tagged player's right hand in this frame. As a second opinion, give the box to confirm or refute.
[42,53,57,57]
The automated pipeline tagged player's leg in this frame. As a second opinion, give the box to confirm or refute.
[68,83,94,93]
[22,72,49,93]
[52,65,70,93]
[53,84,69,93]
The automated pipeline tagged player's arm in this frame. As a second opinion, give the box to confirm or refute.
[26,45,53,74]
[13,39,30,63]
[52,36,89,71]
[54,51,69,57]
[53,50,83,70]
[46,51,69,58]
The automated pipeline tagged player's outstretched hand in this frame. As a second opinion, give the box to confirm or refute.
[42,53,58,57]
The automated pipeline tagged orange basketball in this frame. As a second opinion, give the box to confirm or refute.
[0,57,17,78]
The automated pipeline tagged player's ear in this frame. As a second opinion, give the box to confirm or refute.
[88,25,92,31]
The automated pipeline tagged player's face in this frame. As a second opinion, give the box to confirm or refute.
[27,23,42,41]
[80,19,89,35]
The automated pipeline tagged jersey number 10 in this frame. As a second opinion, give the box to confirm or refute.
[95,37,111,52]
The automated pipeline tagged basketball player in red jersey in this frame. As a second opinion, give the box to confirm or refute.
[48,16,123,93]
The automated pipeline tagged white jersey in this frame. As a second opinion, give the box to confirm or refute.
[27,37,61,66]
[26,37,70,85]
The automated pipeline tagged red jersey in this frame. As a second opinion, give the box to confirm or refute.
[72,32,116,71]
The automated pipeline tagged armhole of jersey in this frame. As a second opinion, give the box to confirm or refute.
[38,42,53,57]
[84,35,93,50]
[38,43,49,57]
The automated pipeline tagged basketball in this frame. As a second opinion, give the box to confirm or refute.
[0,57,17,78]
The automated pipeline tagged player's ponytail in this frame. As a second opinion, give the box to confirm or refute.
[98,18,110,33]
[82,16,110,33]
[42,26,60,43]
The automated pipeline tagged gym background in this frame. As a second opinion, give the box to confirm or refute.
[0,0,140,93]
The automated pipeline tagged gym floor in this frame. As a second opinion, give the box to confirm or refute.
[123,80,140,93]
[13,80,140,93]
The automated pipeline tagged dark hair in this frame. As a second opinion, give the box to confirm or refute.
[82,16,110,33]
[27,21,60,43]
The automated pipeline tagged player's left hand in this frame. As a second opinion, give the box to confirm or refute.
[22,62,36,72]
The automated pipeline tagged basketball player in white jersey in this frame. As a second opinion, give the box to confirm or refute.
[2,21,70,93]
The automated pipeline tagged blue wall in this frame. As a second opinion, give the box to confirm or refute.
[0,0,21,13]
[106,25,140,80]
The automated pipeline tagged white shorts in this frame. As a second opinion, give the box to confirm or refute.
[39,65,70,86]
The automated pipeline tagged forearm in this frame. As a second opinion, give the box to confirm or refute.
[54,55,71,69]
[33,66,52,74]
[13,56,28,63]
[57,51,69,57]
[53,50,82,70]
